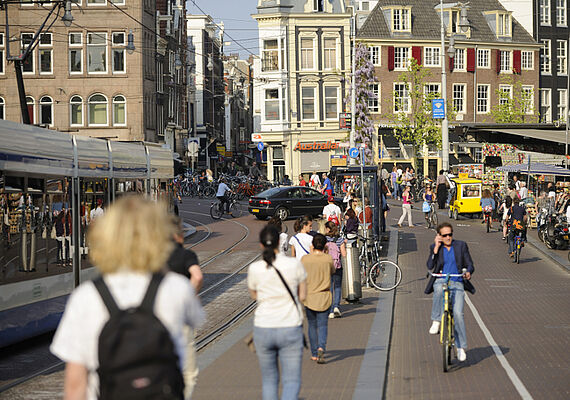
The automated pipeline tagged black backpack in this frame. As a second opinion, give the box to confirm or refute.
[93,273,184,400]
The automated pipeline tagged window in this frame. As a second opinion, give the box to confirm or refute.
[368,83,379,113]
[368,46,380,65]
[424,47,440,67]
[70,95,83,126]
[394,47,409,70]
[557,0,567,26]
[558,89,567,120]
[541,0,551,25]
[26,96,35,124]
[477,49,490,68]
[454,48,465,70]
[39,96,53,125]
[87,32,107,73]
[323,38,336,70]
[313,0,324,12]
[262,39,278,72]
[541,40,551,74]
[477,84,489,114]
[453,84,466,113]
[87,0,106,5]
[0,97,4,119]
[497,13,511,36]
[541,88,552,122]
[112,95,126,126]
[88,94,108,126]
[500,50,511,72]
[522,86,534,115]
[69,32,83,74]
[0,33,4,75]
[462,184,481,199]
[39,33,52,74]
[393,8,410,31]
[300,38,314,70]
[112,32,126,73]
[264,89,279,121]
[324,87,338,119]
[499,85,512,106]
[425,83,441,97]
[110,0,125,4]
[360,1,370,11]
[394,83,410,113]
[557,40,567,74]
[301,87,315,120]
[21,33,34,74]
[522,51,533,70]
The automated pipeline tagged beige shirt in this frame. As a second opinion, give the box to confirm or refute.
[301,253,335,312]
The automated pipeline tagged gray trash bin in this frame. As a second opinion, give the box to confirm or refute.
[342,241,362,302]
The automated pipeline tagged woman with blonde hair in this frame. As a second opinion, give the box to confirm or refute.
[51,196,205,400]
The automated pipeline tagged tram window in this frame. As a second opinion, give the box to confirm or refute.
[5,176,24,192]
[47,179,64,193]
[28,178,45,193]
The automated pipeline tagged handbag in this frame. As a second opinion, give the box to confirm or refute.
[41,226,47,239]
[422,201,431,212]
[50,225,56,239]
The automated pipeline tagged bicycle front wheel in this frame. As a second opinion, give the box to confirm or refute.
[431,211,438,228]
[368,260,402,291]
[442,311,451,373]
[210,203,223,220]
[516,242,521,264]
[229,201,243,218]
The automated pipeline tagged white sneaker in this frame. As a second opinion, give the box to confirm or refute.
[333,307,342,318]
[457,348,467,362]
[429,321,440,335]
[328,313,335,319]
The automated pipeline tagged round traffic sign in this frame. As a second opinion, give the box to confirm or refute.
[257,142,265,151]
[349,147,359,158]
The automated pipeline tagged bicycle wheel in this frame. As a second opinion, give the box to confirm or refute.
[229,201,243,218]
[486,216,490,233]
[368,260,401,291]
[516,241,521,264]
[442,311,451,373]
[431,210,438,228]
[210,203,223,220]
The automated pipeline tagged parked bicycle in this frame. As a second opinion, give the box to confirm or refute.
[357,234,401,291]
[210,194,243,220]
[430,270,466,372]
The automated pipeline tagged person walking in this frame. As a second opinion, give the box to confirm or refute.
[425,222,475,362]
[248,225,307,400]
[324,221,346,319]
[322,195,342,226]
[298,174,307,187]
[391,166,399,200]
[268,216,289,254]
[50,196,205,400]
[397,183,413,228]
[289,215,314,260]
[436,170,448,209]
[301,233,335,364]
[498,196,513,240]
[322,173,334,197]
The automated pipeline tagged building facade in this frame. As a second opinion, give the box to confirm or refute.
[253,0,351,182]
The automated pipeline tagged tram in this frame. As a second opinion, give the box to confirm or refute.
[0,119,174,347]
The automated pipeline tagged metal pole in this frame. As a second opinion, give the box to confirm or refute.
[440,0,449,172]
[566,31,569,166]
[349,7,356,165]
[14,60,30,124]
[360,145,367,240]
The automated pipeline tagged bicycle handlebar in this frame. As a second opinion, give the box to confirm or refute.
[429,268,467,278]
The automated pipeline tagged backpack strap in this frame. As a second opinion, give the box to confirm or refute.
[293,235,309,255]
[93,277,120,317]
[139,273,164,313]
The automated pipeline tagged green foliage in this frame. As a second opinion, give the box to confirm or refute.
[489,75,538,123]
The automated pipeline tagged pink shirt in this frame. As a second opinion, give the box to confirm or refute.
[402,191,411,205]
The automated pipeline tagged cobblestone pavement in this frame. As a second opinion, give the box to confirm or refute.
[385,204,570,399]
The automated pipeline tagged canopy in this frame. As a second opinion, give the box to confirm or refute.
[497,162,570,176]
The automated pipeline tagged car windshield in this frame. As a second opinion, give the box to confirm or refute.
[256,187,284,198]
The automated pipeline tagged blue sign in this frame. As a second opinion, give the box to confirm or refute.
[432,99,445,119]
[349,147,359,159]
[257,142,265,151]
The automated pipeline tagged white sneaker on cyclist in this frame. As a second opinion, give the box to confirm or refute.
[457,348,467,362]
[429,321,440,335]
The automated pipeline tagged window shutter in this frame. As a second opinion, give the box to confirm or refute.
[467,48,475,72]
[449,56,454,72]
[496,49,501,73]
[412,46,422,65]
[513,50,521,73]
[388,46,395,71]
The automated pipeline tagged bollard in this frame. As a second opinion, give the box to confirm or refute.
[342,241,362,302]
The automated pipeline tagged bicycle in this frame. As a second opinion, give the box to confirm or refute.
[512,229,524,264]
[425,202,438,229]
[357,234,402,291]
[430,270,466,372]
[483,206,493,233]
[210,195,243,220]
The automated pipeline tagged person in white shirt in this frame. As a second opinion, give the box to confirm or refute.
[310,172,321,188]
[50,196,205,400]
[89,199,104,222]
[322,196,342,225]
[216,178,232,213]
[518,181,528,200]
[289,215,314,260]
[268,216,289,254]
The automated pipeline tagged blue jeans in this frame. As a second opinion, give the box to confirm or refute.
[305,307,329,357]
[330,269,342,312]
[431,280,467,350]
[392,181,399,198]
[253,325,303,400]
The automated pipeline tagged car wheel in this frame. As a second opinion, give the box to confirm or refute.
[275,207,289,221]
[255,215,267,220]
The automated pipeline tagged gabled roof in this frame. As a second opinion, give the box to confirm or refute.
[358,0,535,44]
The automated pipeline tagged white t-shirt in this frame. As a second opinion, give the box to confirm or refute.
[90,207,104,222]
[310,174,321,187]
[288,232,313,260]
[519,187,528,199]
[50,271,205,400]
[322,203,342,222]
[278,232,289,254]
[397,168,402,178]
[247,253,307,328]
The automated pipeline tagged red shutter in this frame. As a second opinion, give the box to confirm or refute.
[412,46,422,65]
[449,56,454,72]
[467,48,475,72]
[496,49,501,73]
[388,46,395,71]
[513,50,521,74]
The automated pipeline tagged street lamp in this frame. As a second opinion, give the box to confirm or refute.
[62,0,74,27]
[126,29,135,54]
[175,53,183,71]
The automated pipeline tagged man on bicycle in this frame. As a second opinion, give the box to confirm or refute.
[425,222,475,362]
[507,197,527,258]
[216,178,232,213]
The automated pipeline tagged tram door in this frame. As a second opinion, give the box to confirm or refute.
[79,178,110,274]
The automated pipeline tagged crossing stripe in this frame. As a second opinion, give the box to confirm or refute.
[465,295,533,400]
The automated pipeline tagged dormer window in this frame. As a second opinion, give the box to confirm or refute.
[313,0,324,12]
[393,7,411,32]
[436,5,471,37]
[483,11,512,38]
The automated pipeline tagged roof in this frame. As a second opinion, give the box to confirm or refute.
[486,128,567,144]
[451,178,482,183]
[358,0,535,45]
[497,162,570,176]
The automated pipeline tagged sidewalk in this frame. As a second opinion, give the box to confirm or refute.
[193,228,398,400]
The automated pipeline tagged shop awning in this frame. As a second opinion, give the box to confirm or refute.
[381,134,400,147]
[457,154,476,164]
[497,162,570,176]
[485,128,565,144]
[449,154,460,166]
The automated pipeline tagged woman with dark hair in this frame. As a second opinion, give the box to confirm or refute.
[268,216,288,254]
[324,221,346,318]
[248,225,307,400]
[344,208,358,240]
[289,215,313,260]
[499,195,513,240]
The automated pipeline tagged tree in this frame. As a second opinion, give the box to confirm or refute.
[489,75,538,123]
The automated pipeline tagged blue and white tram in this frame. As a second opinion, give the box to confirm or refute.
[0,119,174,347]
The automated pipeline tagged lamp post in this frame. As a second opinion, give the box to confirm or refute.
[349,5,356,165]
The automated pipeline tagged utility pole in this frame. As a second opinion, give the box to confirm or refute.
[349,6,356,165]
[440,0,449,172]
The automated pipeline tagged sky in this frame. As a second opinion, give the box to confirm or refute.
[187,0,260,60]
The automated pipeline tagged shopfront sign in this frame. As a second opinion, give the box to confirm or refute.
[339,113,351,130]
[331,155,347,167]
[294,141,340,151]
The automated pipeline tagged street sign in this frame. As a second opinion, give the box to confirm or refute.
[187,139,199,158]
[349,147,359,159]
[339,112,351,130]
[251,133,263,142]
[257,142,265,151]
[331,155,347,167]
[432,99,445,119]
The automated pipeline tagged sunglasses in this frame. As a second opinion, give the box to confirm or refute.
[440,233,453,238]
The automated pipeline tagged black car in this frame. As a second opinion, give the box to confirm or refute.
[248,186,329,220]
